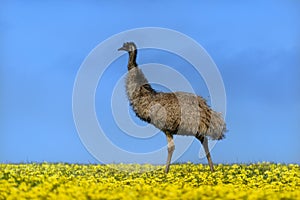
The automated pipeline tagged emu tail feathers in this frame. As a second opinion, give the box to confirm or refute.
[205,111,227,140]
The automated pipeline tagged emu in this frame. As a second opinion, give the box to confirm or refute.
[118,42,226,173]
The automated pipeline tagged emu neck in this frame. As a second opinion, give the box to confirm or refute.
[127,50,137,71]
[125,48,157,102]
[125,48,157,123]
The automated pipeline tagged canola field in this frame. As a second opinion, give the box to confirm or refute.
[0,162,299,200]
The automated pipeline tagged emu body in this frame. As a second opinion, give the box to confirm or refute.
[118,42,226,173]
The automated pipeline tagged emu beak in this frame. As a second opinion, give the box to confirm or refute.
[118,47,126,51]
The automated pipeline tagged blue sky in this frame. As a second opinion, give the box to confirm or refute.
[1,1,299,164]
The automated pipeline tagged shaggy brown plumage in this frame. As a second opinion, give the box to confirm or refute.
[118,42,226,173]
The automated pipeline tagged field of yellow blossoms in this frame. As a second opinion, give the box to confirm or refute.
[0,162,299,200]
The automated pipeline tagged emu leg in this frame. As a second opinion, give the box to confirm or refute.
[197,135,214,172]
[165,132,175,173]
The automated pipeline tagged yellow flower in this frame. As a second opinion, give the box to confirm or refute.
[0,163,299,199]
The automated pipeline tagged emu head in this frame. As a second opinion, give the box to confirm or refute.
[118,42,137,52]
